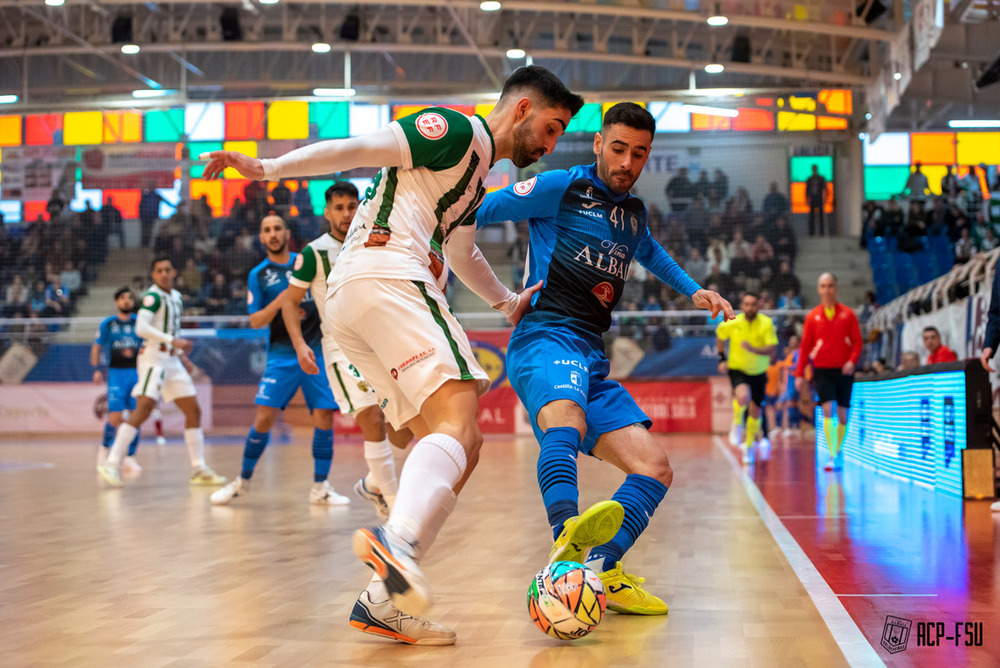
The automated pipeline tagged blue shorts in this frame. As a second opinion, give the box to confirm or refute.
[507,321,650,455]
[255,351,338,411]
[107,367,138,413]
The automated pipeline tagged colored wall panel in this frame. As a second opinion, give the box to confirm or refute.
[103,111,142,143]
[101,189,141,219]
[25,114,63,145]
[863,132,910,166]
[225,102,265,140]
[222,141,257,180]
[474,104,495,118]
[70,181,102,212]
[188,142,223,178]
[349,104,388,137]
[733,108,774,132]
[647,102,690,132]
[185,102,225,141]
[955,132,1000,167]
[63,111,104,145]
[310,101,349,139]
[790,155,833,182]
[777,111,816,131]
[267,101,309,140]
[864,165,911,200]
[601,101,645,118]
[0,115,22,147]
[791,182,834,213]
[910,132,955,165]
[306,179,336,217]
[223,179,250,214]
[816,116,848,130]
[788,95,817,112]
[919,165,947,196]
[23,200,48,222]
[144,109,184,143]
[692,113,731,131]
[190,179,224,216]
[0,200,22,223]
[565,103,603,134]
[818,89,852,115]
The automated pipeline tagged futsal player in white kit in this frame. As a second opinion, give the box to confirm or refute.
[201,65,584,645]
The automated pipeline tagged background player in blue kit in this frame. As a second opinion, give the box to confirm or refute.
[91,287,143,474]
[211,214,349,506]
[477,103,733,615]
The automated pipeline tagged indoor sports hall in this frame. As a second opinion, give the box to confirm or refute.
[2,1,999,666]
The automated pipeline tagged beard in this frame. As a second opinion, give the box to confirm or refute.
[268,238,287,254]
[510,117,542,168]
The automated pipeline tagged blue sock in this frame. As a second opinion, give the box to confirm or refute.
[537,426,581,540]
[241,428,270,480]
[587,474,668,573]
[312,428,333,483]
[102,422,115,448]
[127,429,140,457]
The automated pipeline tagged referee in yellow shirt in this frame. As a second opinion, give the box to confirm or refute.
[716,293,778,464]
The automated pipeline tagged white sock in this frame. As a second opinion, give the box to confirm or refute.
[106,423,138,468]
[184,427,206,468]
[366,576,389,603]
[364,439,398,506]
[386,433,467,550]
[413,489,457,563]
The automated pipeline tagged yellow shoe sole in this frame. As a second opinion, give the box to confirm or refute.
[549,500,624,564]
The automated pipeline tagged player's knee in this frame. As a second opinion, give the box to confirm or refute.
[108,413,123,427]
[254,410,277,432]
[314,409,334,430]
[646,451,674,487]
[186,402,202,426]
[355,406,387,440]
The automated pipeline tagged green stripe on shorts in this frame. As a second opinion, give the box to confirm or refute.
[332,363,356,414]
[413,281,473,381]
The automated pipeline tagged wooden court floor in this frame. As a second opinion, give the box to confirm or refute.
[0,432,852,668]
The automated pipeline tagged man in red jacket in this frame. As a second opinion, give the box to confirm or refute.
[794,273,863,470]
[923,326,958,364]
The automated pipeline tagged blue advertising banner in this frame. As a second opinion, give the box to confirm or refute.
[630,337,721,377]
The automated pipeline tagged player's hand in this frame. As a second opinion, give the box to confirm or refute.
[296,344,320,375]
[692,289,735,321]
[173,337,193,355]
[92,370,103,384]
[841,360,855,376]
[180,355,195,374]
[508,281,543,326]
[795,376,807,394]
[981,347,995,372]
[717,361,728,374]
[199,151,264,181]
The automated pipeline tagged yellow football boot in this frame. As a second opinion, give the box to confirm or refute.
[599,562,669,615]
[548,500,624,564]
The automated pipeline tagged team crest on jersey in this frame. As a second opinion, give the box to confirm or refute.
[294,254,304,271]
[416,112,448,140]
[592,282,615,307]
[142,294,156,308]
[514,177,536,196]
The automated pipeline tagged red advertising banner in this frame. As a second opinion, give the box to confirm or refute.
[621,380,712,433]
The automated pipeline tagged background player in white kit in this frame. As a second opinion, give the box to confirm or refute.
[202,65,584,645]
[98,256,226,488]
[281,182,410,521]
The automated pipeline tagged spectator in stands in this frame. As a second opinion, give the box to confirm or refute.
[857,290,879,325]
[771,216,797,264]
[101,196,124,246]
[899,351,920,370]
[982,227,1000,251]
[880,197,905,239]
[685,246,710,285]
[923,326,958,364]
[805,165,828,236]
[711,168,730,207]
[733,187,753,217]
[59,261,81,297]
[181,257,203,295]
[925,197,949,237]
[139,185,165,248]
[727,226,751,259]
[192,194,213,224]
[750,234,775,266]
[940,166,960,202]
[205,272,230,316]
[762,182,790,221]
[224,279,248,316]
[705,264,734,299]
[270,179,293,218]
[662,218,688,258]
[778,288,801,311]
[771,260,800,299]
[4,275,29,314]
[955,228,976,264]
[174,274,198,310]
[860,201,882,247]
[706,212,726,242]
[695,170,712,202]
[903,162,930,201]
[244,180,268,221]
[758,289,776,311]
[685,195,710,251]
[871,358,892,374]
[43,274,69,316]
[959,165,983,218]
[665,167,695,212]
[729,245,757,292]
[706,237,730,273]
[899,202,928,252]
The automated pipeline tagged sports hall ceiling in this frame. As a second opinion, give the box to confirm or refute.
[0,1,997,131]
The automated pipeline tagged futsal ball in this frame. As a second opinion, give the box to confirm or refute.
[527,561,606,640]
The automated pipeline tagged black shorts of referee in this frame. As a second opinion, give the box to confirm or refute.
[728,369,767,407]
[812,367,853,407]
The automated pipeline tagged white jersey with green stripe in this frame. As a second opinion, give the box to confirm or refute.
[290,232,343,357]
[137,284,182,361]
[328,107,495,294]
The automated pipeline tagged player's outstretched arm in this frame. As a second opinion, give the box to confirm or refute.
[200,125,407,181]
[280,285,319,375]
[692,289,735,321]
[444,224,522,322]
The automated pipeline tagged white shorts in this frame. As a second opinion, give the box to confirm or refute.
[133,355,196,403]
[327,278,489,427]
[323,346,380,416]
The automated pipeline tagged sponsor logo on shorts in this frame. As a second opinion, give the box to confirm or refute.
[513,177,537,196]
[555,359,587,370]
[553,383,586,393]
[380,398,389,409]
[592,281,614,307]
[416,112,448,140]
[395,347,437,375]
[357,380,371,393]
[390,368,398,380]
[570,370,582,386]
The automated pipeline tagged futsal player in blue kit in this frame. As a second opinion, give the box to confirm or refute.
[477,103,733,614]
[92,287,143,474]
[211,213,349,506]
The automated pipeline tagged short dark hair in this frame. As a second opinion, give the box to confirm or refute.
[500,65,584,116]
[602,102,655,136]
[742,291,760,301]
[150,255,172,272]
[923,326,940,335]
[326,181,359,204]
[113,286,132,300]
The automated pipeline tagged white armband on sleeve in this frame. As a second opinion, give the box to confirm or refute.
[444,225,518,317]
[260,126,408,181]
[135,308,174,346]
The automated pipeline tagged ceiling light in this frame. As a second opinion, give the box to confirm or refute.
[311,42,332,53]
[121,44,140,55]
[481,1,502,10]
[506,48,526,59]
[865,112,872,120]
[893,71,902,80]
[132,89,176,98]
[313,87,356,97]
[704,63,725,74]
[259,0,280,4]
[858,132,867,140]
[707,15,728,26]
[681,104,738,118]
[0,94,19,104]
[948,120,1000,128]
[45,0,65,6]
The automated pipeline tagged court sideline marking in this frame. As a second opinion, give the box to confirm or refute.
[713,437,886,668]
